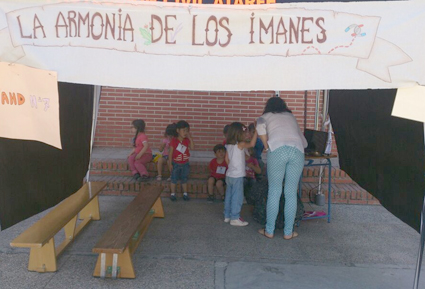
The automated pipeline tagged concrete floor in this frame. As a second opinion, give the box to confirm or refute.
[0,196,423,289]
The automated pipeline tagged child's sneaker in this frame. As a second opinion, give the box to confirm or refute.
[183,193,190,201]
[170,194,177,202]
[137,175,150,182]
[224,218,230,223]
[167,177,171,182]
[230,218,249,226]
[207,195,214,202]
[131,173,141,181]
[156,175,162,181]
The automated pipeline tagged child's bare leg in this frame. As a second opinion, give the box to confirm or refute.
[167,161,172,178]
[171,183,176,194]
[207,177,215,197]
[216,180,225,199]
[182,183,188,193]
[157,157,164,176]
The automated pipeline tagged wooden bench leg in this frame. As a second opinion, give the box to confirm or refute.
[79,195,100,221]
[28,238,57,272]
[64,215,77,239]
[152,197,165,218]
[93,248,135,279]
[55,215,77,256]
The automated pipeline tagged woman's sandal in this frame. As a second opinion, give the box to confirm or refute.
[258,228,274,239]
[283,231,299,240]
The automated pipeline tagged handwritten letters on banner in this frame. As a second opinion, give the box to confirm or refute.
[0,0,424,90]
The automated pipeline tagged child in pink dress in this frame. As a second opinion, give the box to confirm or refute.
[127,119,152,181]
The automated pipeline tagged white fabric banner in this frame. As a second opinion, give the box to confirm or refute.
[0,62,61,148]
[0,0,425,91]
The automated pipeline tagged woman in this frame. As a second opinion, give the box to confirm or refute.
[256,97,307,240]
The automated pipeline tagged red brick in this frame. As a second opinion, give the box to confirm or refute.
[101,190,121,196]
[332,199,348,204]
[348,200,368,205]
[93,89,336,151]
[367,199,381,205]
[122,191,138,196]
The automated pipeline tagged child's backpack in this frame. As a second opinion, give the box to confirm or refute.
[249,179,304,229]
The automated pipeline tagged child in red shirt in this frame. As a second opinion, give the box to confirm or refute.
[208,144,228,202]
[244,148,261,188]
[127,119,153,181]
[156,124,177,181]
[168,120,195,201]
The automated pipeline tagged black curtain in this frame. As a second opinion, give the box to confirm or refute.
[0,82,94,230]
[329,89,425,232]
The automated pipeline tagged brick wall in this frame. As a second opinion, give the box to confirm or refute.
[94,88,333,151]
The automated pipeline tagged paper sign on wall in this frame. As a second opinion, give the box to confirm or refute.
[392,86,425,124]
[0,62,61,149]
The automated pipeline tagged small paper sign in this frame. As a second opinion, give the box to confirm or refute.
[216,166,226,174]
[0,62,61,149]
[176,142,187,154]
[392,86,425,123]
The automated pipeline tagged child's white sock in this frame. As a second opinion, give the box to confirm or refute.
[171,193,176,196]
[183,192,188,196]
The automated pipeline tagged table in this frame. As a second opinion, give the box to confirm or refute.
[298,154,337,223]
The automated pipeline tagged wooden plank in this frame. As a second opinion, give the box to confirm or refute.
[152,197,165,218]
[10,182,106,248]
[55,216,92,257]
[74,216,93,237]
[55,239,72,257]
[93,186,163,254]
[79,195,100,220]
[129,213,154,255]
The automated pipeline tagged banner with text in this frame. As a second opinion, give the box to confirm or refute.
[0,0,425,90]
[0,62,61,149]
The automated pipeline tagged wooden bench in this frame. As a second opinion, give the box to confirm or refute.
[10,182,107,272]
[92,186,164,279]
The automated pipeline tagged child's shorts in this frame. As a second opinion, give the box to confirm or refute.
[171,162,190,184]
[209,176,226,185]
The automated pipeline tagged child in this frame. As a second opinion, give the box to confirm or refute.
[224,122,257,226]
[128,119,153,181]
[244,147,261,188]
[207,144,228,202]
[248,123,265,180]
[222,124,230,145]
[168,120,195,201]
[156,124,177,181]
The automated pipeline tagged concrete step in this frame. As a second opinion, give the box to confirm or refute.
[90,159,356,184]
[88,175,380,205]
